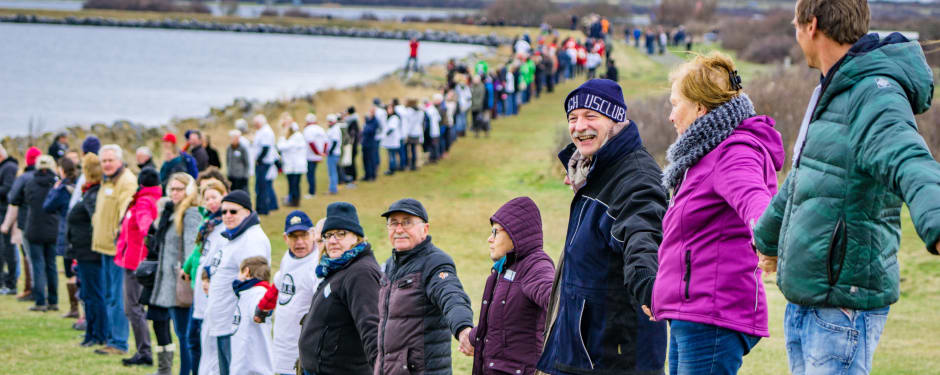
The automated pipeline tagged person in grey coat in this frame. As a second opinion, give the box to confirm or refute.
[226,130,251,193]
[147,172,201,375]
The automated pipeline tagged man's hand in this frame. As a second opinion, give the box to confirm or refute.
[758,253,777,274]
[641,305,657,322]
[457,327,474,357]
[0,221,9,235]
[935,242,939,255]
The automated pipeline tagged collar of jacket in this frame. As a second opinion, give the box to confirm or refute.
[392,235,433,265]
[103,165,125,182]
[0,156,16,168]
[222,212,260,240]
[232,278,262,297]
[557,120,643,180]
[23,165,35,172]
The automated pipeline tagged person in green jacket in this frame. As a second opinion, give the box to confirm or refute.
[753,1,940,374]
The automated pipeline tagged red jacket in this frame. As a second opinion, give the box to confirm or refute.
[114,186,162,270]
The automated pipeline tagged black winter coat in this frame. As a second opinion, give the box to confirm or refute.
[299,245,382,375]
[376,236,474,375]
[0,156,18,217]
[22,169,59,244]
[66,184,101,262]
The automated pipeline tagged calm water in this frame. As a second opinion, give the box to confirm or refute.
[0,0,477,20]
[0,22,485,135]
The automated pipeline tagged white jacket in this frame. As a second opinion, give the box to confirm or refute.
[425,105,441,138]
[231,285,274,375]
[405,107,424,141]
[456,84,473,112]
[205,221,271,337]
[381,113,402,149]
[272,250,321,374]
[251,125,278,165]
[302,124,328,162]
[276,131,308,174]
[326,124,343,157]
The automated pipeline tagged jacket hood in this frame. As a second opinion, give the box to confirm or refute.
[823,32,933,116]
[32,169,56,187]
[135,185,162,200]
[0,157,17,168]
[490,196,543,259]
[735,115,785,171]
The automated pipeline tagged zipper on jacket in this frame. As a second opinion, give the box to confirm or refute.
[827,218,847,286]
[577,299,595,370]
[378,276,392,372]
[683,250,692,300]
[753,267,760,312]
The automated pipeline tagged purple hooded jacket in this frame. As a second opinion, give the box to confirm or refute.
[470,197,555,375]
[652,116,784,337]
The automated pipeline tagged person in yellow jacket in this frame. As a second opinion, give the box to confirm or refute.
[92,144,138,356]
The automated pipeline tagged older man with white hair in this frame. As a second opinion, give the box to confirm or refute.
[136,146,155,171]
[92,144,138,356]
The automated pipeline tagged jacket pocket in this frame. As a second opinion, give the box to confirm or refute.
[827,218,847,286]
[683,249,692,300]
[576,299,595,370]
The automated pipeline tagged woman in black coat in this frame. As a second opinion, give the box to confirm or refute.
[20,155,60,311]
[69,153,106,345]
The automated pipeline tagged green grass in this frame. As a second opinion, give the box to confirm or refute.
[1,40,938,374]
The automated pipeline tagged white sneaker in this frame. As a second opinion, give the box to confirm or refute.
[303,194,314,199]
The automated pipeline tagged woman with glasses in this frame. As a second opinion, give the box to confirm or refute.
[465,197,555,375]
[299,202,381,375]
[145,172,202,375]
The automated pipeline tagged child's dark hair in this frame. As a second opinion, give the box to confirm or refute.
[239,256,271,282]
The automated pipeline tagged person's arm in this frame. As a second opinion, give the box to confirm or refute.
[42,185,70,214]
[346,267,381,366]
[256,146,270,164]
[753,173,791,261]
[0,166,15,200]
[518,258,556,310]
[852,81,940,255]
[608,168,667,308]
[424,262,474,338]
[713,141,776,237]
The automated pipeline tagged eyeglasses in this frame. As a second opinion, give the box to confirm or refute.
[221,209,240,216]
[170,187,185,192]
[489,227,504,238]
[323,230,348,241]
[387,219,422,230]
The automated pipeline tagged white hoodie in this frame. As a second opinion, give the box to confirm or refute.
[205,222,271,337]
[276,129,308,174]
[381,113,402,149]
[230,285,274,375]
[271,249,321,374]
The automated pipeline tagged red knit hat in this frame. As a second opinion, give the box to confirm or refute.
[25,147,41,166]
[162,133,177,144]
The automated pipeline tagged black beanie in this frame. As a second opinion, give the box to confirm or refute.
[138,167,160,188]
[221,190,253,211]
[322,202,364,238]
[564,78,628,123]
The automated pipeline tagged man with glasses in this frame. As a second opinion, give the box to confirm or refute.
[374,198,474,375]
[204,190,271,375]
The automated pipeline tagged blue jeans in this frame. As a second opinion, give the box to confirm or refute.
[306,161,318,195]
[188,318,202,375]
[102,255,128,351]
[326,155,339,194]
[386,148,399,173]
[668,319,760,375]
[217,335,231,375]
[28,241,57,306]
[171,306,193,375]
[77,260,106,344]
[784,303,889,375]
[455,110,468,134]
[286,173,301,204]
[398,140,408,170]
[254,163,271,214]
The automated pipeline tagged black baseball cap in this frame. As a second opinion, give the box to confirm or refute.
[381,198,429,223]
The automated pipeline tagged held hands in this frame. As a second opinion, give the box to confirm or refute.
[641,305,657,322]
[457,327,474,357]
[758,253,778,274]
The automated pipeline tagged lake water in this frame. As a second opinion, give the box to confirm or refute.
[0,0,478,20]
[0,22,485,135]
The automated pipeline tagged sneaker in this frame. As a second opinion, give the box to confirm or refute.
[0,287,9,295]
[2,288,16,295]
[303,194,314,199]
[80,340,103,347]
[47,304,59,311]
[73,319,86,331]
[95,346,128,355]
[29,305,47,312]
[122,353,154,367]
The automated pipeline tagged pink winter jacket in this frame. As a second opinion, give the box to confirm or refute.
[115,185,162,270]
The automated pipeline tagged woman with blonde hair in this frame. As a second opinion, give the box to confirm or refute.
[277,112,307,207]
[146,172,202,375]
[648,52,784,374]
[70,153,107,346]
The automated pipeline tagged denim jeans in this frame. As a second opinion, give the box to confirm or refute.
[306,161,318,195]
[254,163,272,214]
[668,319,760,375]
[326,155,339,194]
[172,306,193,375]
[28,241,57,306]
[455,110,468,134]
[188,318,202,375]
[77,260,106,345]
[398,140,408,170]
[217,335,232,375]
[286,173,301,204]
[406,141,418,170]
[102,255,129,351]
[784,303,889,375]
[386,148,399,173]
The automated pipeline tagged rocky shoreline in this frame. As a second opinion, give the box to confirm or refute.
[0,13,509,46]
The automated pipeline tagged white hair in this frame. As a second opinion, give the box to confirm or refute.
[234,118,248,131]
[99,144,123,159]
[229,129,242,138]
[136,146,152,157]
[253,114,268,125]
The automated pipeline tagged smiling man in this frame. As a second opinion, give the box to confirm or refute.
[374,198,474,375]
[537,79,668,375]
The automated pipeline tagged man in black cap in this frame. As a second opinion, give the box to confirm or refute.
[374,198,474,375]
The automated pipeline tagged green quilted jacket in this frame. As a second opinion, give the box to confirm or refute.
[754,33,940,310]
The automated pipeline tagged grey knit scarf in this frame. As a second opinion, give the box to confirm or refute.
[662,93,756,191]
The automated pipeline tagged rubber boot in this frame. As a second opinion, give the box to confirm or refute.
[63,282,80,318]
[149,346,173,375]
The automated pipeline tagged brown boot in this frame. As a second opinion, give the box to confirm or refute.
[63,282,80,319]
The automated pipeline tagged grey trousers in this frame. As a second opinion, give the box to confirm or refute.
[123,268,152,358]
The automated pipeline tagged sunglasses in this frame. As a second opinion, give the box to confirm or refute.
[221,209,241,216]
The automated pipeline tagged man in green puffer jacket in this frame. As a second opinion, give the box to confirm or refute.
[753,1,940,374]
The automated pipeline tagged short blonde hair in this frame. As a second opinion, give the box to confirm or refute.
[82,153,103,184]
[669,51,743,112]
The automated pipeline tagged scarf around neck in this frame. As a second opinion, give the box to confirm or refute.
[566,121,629,192]
[662,94,756,191]
[316,242,369,279]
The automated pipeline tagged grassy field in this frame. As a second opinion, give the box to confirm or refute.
[1,41,938,374]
